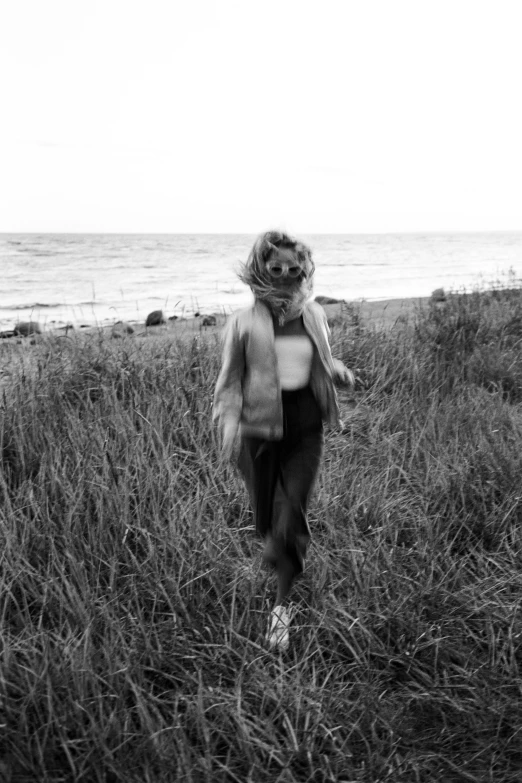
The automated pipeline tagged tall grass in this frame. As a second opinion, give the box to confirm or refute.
[1,286,521,782]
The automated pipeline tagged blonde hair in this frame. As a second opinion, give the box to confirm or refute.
[238,230,315,307]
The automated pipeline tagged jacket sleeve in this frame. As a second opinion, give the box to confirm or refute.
[316,304,337,373]
[316,304,349,381]
[213,315,245,432]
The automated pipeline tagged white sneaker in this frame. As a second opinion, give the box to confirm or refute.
[267,605,291,652]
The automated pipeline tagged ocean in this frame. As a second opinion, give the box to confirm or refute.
[1,232,521,331]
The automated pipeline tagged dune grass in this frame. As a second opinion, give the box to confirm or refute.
[1,284,521,782]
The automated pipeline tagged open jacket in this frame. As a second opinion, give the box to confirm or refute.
[213,299,343,440]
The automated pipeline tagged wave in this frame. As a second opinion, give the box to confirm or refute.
[0,297,168,312]
[322,262,389,267]
[0,302,64,310]
[7,248,57,256]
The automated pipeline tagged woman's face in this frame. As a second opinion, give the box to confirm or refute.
[264,248,304,290]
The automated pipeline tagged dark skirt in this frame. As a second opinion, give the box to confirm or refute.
[238,386,324,574]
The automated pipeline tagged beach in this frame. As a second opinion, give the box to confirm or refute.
[0,294,429,340]
[0,295,428,396]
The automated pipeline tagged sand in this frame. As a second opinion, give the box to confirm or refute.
[0,295,430,345]
[100,295,431,338]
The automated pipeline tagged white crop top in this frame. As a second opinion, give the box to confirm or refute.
[274,335,314,390]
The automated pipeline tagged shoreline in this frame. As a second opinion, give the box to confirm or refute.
[0,295,430,399]
[0,295,431,344]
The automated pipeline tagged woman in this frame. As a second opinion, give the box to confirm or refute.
[213,230,353,651]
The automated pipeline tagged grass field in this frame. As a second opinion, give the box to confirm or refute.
[1,285,521,782]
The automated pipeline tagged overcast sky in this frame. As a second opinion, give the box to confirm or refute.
[1,0,520,234]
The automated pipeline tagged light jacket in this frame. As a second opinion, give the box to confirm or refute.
[213,299,343,440]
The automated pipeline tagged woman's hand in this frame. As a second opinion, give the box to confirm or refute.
[221,419,240,461]
[333,360,355,387]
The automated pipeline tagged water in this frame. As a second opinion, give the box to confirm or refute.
[1,232,521,331]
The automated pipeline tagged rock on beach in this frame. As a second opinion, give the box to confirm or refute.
[111,322,135,338]
[145,310,167,327]
[314,295,346,306]
[431,288,447,303]
[14,321,42,337]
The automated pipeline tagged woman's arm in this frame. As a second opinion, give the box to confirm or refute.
[213,315,245,457]
[315,304,355,387]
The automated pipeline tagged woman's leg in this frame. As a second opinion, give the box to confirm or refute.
[267,422,323,651]
[275,553,297,606]
[238,389,323,648]
[238,433,317,605]
[237,436,279,540]
[270,426,323,606]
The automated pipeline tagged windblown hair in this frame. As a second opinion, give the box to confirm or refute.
[238,231,315,319]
